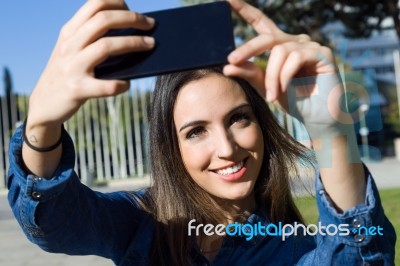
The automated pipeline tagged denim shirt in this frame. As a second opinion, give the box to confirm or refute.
[7,125,396,265]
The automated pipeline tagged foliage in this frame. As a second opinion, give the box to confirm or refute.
[2,67,27,124]
[2,67,16,132]
[384,89,400,135]
[180,0,400,43]
[3,67,12,96]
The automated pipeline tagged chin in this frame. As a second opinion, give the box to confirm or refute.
[216,185,254,201]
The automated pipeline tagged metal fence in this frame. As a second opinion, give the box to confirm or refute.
[1,78,306,190]
[0,81,153,189]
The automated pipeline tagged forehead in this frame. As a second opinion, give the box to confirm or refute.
[173,74,248,122]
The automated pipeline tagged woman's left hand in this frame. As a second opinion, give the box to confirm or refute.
[224,0,366,212]
[223,0,350,138]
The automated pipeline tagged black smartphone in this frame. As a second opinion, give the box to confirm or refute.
[94,1,235,80]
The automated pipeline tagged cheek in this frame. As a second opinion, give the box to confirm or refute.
[180,143,212,173]
[235,125,264,154]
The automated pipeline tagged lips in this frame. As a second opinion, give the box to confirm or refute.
[211,158,248,181]
[215,160,244,175]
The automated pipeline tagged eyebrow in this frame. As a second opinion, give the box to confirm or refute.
[178,103,252,133]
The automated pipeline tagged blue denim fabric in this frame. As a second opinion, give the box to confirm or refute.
[7,125,396,265]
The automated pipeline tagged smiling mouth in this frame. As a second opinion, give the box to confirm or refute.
[215,160,245,176]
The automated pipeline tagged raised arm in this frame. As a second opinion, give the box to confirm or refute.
[23,0,155,178]
[223,0,365,212]
[8,1,157,261]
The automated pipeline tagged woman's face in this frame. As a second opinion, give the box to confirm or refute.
[174,74,264,206]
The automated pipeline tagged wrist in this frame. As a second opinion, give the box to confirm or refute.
[308,124,362,167]
[24,118,64,152]
[304,121,354,141]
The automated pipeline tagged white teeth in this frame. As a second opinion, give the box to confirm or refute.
[216,161,244,175]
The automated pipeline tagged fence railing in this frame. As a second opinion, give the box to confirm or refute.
[1,91,27,189]
[1,81,153,189]
[1,79,308,190]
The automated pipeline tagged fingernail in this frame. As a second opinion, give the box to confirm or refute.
[144,36,155,46]
[228,52,239,63]
[266,91,274,102]
[222,65,232,76]
[145,16,155,25]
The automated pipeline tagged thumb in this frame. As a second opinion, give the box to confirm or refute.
[223,61,266,97]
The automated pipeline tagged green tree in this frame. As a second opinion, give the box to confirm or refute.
[3,67,14,129]
[4,67,12,97]
[180,0,400,42]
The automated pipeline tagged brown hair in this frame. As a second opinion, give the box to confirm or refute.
[141,67,314,265]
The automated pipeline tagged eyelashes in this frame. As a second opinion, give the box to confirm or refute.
[229,112,251,125]
[185,111,252,140]
[186,127,207,139]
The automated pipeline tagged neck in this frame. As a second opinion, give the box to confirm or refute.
[198,194,257,261]
[213,193,257,224]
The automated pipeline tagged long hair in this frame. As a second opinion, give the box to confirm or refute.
[141,67,314,265]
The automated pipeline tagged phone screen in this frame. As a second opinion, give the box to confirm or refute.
[95,2,235,80]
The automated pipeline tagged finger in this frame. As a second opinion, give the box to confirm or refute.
[61,0,128,39]
[228,34,277,64]
[79,78,131,99]
[279,46,337,92]
[226,0,279,35]
[280,49,315,95]
[265,42,300,101]
[223,62,266,96]
[79,35,155,70]
[228,34,312,65]
[68,10,155,52]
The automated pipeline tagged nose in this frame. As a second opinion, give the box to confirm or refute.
[214,128,236,159]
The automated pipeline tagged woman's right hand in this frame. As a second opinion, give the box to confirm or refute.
[27,0,155,129]
[23,0,155,177]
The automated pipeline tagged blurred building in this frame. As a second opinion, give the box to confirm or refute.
[335,35,400,159]
[337,36,399,86]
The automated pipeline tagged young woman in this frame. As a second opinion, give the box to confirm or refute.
[7,0,396,265]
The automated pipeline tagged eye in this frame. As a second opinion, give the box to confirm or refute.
[230,112,251,126]
[186,127,207,139]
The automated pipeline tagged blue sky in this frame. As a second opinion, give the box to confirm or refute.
[0,0,181,94]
